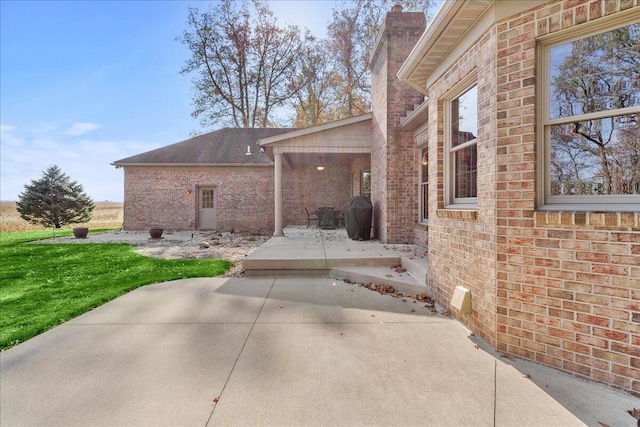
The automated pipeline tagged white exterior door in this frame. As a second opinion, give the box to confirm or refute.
[198,187,217,229]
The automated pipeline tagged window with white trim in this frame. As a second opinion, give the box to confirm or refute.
[538,16,640,211]
[446,83,478,207]
[361,171,371,198]
[419,146,429,222]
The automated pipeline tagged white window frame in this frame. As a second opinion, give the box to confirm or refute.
[419,145,429,224]
[536,10,640,212]
[361,171,371,198]
[444,74,478,208]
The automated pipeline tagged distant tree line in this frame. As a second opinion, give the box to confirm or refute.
[177,0,433,131]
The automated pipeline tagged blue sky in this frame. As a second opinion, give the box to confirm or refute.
[0,1,334,202]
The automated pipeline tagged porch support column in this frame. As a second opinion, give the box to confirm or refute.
[273,152,284,237]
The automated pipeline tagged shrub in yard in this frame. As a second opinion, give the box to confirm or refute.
[16,165,95,229]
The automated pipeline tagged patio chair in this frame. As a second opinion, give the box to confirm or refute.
[335,210,345,228]
[305,208,319,228]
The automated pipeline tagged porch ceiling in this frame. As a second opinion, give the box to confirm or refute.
[283,152,369,169]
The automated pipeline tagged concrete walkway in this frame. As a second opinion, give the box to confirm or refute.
[1,277,637,426]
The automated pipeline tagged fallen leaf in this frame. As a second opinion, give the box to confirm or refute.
[213,397,219,403]
[523,374,531,379]
[628,408,640,421]
[474,344,479,349]
[597,422,609,427]
[500,354,514,361]
[385,274,393,278]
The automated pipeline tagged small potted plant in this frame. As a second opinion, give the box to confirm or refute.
[72,227,89,239]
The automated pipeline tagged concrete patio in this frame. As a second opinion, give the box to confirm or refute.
[244,226,430,295]
[2,277,638,426]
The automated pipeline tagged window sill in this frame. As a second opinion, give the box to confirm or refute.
[534,211,639,229]
[436,209,478,221]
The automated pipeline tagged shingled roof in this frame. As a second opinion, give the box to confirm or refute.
[112,127,294,166]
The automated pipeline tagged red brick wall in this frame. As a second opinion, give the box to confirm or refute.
[494,0,640,395]
[122,166,275,233]
[418,0,640,395]
[371,35,388,241]
[370,11,426,243]
[283,165,352,225]
[122,165,352,234]
[423,25,500,346]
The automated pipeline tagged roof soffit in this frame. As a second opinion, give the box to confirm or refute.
[398,0,547,93]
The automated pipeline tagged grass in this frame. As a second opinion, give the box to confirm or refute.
[0,229,231,349]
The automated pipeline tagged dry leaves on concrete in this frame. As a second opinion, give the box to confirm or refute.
[391,264,407,273]
[343,280,442,315]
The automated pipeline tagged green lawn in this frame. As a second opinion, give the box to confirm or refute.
[0,229,231,349]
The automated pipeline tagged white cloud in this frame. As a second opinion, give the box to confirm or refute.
[0,124,25,147]
[32,122,61,134]
[0,120,167,201]
[64,122,102,136]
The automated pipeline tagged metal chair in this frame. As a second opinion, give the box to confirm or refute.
[335,210,345,228]
[305,208,319,228]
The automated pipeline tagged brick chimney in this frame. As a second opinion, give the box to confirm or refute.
[391,0,403,12]
[369,8,425,243]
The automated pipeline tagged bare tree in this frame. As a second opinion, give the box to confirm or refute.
[326,0,434,118]
[289,36,341,128]
[178,0,306,129]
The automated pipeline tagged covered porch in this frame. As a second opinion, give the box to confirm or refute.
[259,114,373,237]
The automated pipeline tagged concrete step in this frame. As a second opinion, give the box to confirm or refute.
[243,255,402,276]
[329,266,428,296]
[401,254,429,285]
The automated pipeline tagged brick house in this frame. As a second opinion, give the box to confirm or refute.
[391,0,639,396]
[115,0,640,395]
[112,117,371,233]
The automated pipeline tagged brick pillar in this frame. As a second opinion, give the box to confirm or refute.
[370,11,425,243]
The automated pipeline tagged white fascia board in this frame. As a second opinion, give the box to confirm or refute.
[258,113,373,146]
[398,0,548,92]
